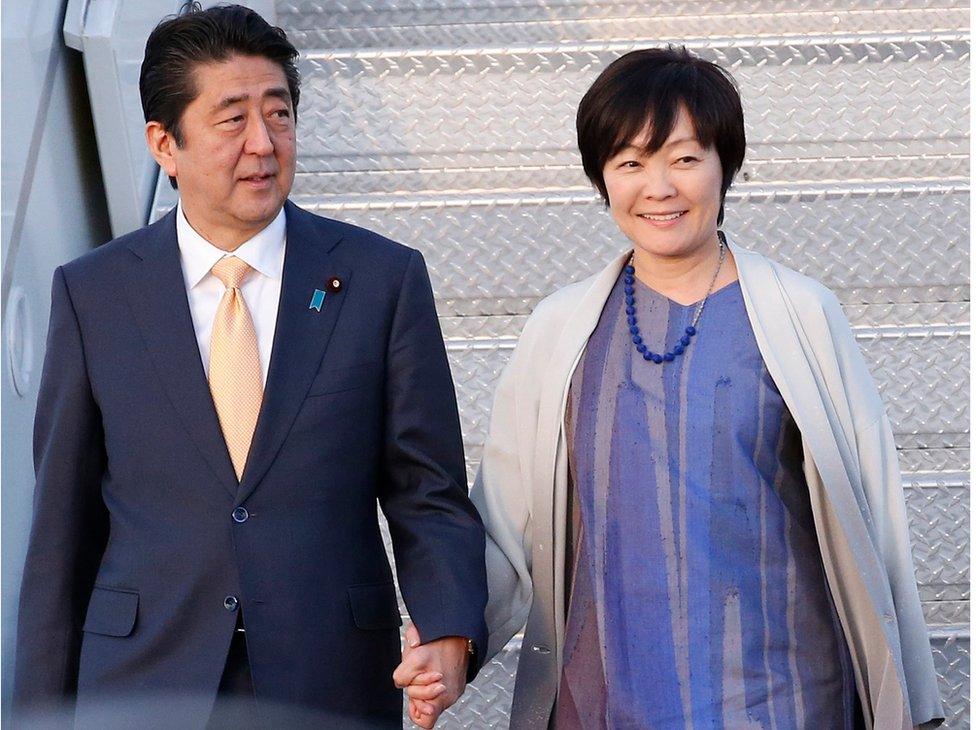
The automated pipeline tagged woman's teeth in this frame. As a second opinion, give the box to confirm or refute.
[639,211,685,221]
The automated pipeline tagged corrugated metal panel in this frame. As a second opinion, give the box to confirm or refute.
[164,1,967,725]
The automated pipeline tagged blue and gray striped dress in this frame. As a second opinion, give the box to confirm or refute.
[554,270,860,729]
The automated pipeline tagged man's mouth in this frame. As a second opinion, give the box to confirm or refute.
[241,173,275,183]
[638,211,687,221]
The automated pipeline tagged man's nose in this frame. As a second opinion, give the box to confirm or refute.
[243,114,274,155]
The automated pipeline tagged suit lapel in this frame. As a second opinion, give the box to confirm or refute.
[237,202,349,503]
[123,209,239,494]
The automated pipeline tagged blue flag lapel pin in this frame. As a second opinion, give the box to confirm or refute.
[309,289,326,312]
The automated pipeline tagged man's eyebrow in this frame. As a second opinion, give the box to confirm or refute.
[211,87,292,114]
[264,87,292,104]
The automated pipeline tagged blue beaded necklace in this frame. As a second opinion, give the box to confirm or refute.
[625,232,728,364]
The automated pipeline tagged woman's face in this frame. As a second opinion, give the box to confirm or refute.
[602,106,724,259]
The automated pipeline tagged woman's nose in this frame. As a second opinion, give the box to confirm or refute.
[640,167,677,199]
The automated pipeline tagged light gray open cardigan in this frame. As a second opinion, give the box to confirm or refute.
[469,241,944,729]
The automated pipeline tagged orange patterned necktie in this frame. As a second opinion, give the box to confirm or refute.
[208,256,264,480]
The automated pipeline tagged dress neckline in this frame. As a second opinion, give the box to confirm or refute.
[630,274,741,309]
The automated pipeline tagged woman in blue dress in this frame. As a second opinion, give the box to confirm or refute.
[404,47,943,729]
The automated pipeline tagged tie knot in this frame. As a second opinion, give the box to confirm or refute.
[211,256,253,289]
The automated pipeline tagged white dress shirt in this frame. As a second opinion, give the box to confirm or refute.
[176,201,286,384]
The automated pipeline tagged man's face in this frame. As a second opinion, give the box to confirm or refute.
[154,54,297,245]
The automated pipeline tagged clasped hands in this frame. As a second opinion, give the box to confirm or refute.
[392,624,469,728]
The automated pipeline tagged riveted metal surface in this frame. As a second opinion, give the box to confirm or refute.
[260,2,970,726]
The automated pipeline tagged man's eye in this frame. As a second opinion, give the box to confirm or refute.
[222,115,244,125]
[677,156,699,164]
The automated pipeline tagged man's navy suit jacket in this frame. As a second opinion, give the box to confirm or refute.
[13,201,489,727]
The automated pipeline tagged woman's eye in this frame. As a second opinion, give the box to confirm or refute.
[677,156,699,164]
[620,160,640,169]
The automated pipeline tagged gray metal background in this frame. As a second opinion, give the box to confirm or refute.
[155,1,970,726]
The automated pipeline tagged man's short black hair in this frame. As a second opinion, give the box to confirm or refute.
[140,2,301,152]
[576,46,746,225]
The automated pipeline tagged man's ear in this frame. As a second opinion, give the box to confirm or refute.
[145,121,179,180]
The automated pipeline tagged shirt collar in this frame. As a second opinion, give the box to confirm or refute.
[176,200,286,289]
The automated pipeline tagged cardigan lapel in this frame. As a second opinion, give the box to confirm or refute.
[235,201,349,504]
[731,241,908,725]
[531,252,628,638]
[731,241,889,577]
[532,252,627,482]
[123,209,239,495]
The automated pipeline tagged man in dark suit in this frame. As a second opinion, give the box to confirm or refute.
[13,5,487,727]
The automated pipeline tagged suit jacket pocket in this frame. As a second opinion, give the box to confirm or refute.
[306,362,380,398]
[83,586,139,637]
[347,582,403,631]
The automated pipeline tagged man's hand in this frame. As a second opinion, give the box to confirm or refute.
[393,623,470,729]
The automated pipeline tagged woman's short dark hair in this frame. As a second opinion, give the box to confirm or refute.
[576,46,746,225]
[140,2,301,149]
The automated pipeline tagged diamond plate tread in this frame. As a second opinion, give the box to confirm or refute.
[276,1,969,48]
[859,331,968,447]
[282,7,969,51]
[441,315,528,343]
[300,186,968,316]
[844,301,969,330]
[739,151,969,188]
[897,448,971,473]
[295,40,968,164]
[293,138,968,184]
[925,601,970,626]
[279,0,965,17]
[905,482,969,602]
[292,149,968,195]
[929,630,971,728]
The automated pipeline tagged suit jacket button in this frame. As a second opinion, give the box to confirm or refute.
[223,595,239,612]
[232,506,249,523]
